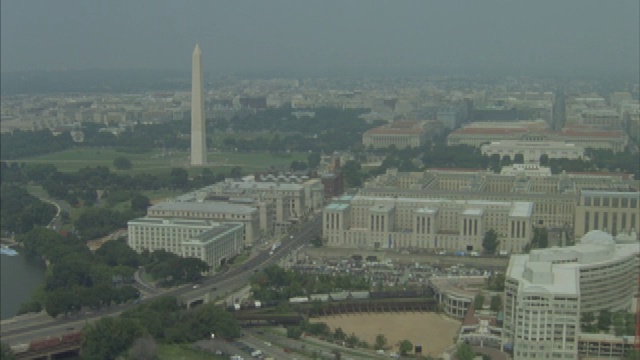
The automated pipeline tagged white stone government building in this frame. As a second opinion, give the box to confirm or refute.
[322,195,534,253]
[127,217,244,271]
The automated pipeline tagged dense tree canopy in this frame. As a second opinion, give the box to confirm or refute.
[250,265,370,302]
[0,184,56,235]
[482,229,499,254]
[1,129,74,159]
[143,250,210,286]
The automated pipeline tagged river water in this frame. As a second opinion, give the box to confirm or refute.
[0,249,47,320]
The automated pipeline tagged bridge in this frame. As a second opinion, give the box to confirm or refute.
[12,332,82,360]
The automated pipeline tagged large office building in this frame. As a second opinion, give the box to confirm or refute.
[362,120,441,149]
[323,195,534,253]
[503,230,639,359]
[197,177,324,233]
[360,168,638,235]
[447,120,628,152]
[574,190,640,239]
[127,217,244,271]
[480,140,584,163]
[147,201,259,246]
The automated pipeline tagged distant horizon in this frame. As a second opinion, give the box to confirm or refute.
[1,66,637,81]
[2,1,638,80]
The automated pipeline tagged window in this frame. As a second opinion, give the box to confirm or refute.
[612,198,619,207]
[584,197,592,206]
[622,198,628,208]
[603,197,610,207]
[631,198,638,208]
[594,197,600,206]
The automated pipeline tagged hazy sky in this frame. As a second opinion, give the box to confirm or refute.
[2,0,639,77]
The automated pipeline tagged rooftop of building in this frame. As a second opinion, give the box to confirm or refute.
[208,179,306,191]
[507,230,640,295]
[128,217,220,228]
[149,200,257,215]
[430,276,487,300]
[185,222,244,243]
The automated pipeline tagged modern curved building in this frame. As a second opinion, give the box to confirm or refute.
[503,230,639,359]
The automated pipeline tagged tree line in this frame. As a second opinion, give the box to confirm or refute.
[0,161,228,240]
[250,265,371,302]
[80,295,239,360]
[16,228,210,318]
[0,184,56,235]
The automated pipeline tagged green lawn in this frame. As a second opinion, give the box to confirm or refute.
[157,344,225,360]
[209,131,285,145]
[15,148,308,175]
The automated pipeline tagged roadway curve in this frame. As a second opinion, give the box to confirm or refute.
[0,214,322,347]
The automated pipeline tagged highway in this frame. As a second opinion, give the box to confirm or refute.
[0,213,323,347]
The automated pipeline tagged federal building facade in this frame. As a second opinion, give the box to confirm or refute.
[503,230,639,359]
[480,140,584,163]
[357,167,638,237]
[127,217,244,271]
[574,190,639,239]
[447,120,628,153]
[362,120,441,149]
[147,201,259,246]
[323,195,534,253]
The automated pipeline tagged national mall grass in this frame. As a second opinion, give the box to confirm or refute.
[16,148,307,175]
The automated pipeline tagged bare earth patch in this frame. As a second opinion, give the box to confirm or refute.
[312,313,460,357]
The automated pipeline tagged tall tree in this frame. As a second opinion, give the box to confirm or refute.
[113,156,132,170]
[399,340,413,355]
[482,229,499,254]
[456,342,475,360]
[374,334,387,350]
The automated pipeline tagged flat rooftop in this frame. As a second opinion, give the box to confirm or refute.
[149,201,256,215]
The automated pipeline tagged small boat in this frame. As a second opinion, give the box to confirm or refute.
[0,244,18,256]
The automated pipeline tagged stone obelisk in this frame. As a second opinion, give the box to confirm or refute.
[190,43,207,166]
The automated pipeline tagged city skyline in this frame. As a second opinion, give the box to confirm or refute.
[1,1,639,78]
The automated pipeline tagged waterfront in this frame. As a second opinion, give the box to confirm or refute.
[0,249,46,320]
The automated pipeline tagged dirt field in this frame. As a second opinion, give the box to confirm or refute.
[311,313,461,356]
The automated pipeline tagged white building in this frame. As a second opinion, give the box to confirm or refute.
[481,140,584,163]
[503,230,639,359]
[499,164,552,177]
[127,217,244,271]
[147,201,259,246]
[200,177,324,233]
[322,195,534,253]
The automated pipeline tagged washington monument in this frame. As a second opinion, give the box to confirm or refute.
[190,43,207,166]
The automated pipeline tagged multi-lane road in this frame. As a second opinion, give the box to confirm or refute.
[0,213,323,347]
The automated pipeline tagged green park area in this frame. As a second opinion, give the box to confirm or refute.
[17,147,308,175]
[157,344,224,360]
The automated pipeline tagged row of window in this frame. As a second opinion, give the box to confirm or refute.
[583,196,638,208]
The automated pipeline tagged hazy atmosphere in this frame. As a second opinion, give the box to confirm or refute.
[2,0,639,77]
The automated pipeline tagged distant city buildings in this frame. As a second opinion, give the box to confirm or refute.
[448,120,629,152]
[362,120,443,149]
[480,140,584,163]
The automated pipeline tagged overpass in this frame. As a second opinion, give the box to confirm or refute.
[177,214,322,309]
